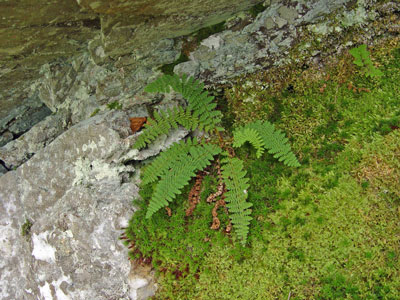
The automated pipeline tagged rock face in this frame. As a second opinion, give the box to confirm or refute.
[0,0,262,141]
[175,0,399,85]
[0,92,52,147]
[174,0,352,83]
[0,111,156,299]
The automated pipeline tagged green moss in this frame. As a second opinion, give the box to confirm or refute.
[90,108,100,117]
[21,219,33,237]
[106,101,123,110]
[127,43,400,299]
[126,173,233,296]
[354,130,400,200]
[191,175,399,299]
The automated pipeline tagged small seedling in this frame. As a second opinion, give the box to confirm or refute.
[349,44,383,78]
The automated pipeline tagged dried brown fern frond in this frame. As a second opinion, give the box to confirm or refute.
[186,171,206,216]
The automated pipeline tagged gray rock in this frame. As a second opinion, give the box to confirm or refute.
[174,0,368,85]
[301,0,348,23]
[265,17,275,30]
[278,6,299,24]
[0,131,13,148]
[0,163,7,176]
[0,112,68,169]
[0,110,157,299]
[274,15,288,28]
[0,93,52,147]
[0,0,261,134]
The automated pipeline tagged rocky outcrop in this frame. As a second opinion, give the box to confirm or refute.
[0,92,52,147]
[174,0,390,84]
[0,111,153,299]
[0,41,181,169]
[0,0,262,143]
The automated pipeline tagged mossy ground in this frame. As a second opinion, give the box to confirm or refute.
[126,40,400,299]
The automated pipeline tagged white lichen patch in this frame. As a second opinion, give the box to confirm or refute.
[32,231,56,263]
[4,194,17,214]
[91,222,106,250]
[81,140,99,153]
[72,157,123,186]
[341,5,368,27]
[0,222,18,262]
[201,35,224,50]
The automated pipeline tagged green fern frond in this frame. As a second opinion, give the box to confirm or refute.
[146,142,221,219]
[238,120,300,167]
[221,157,252,246]
[134,107,199,149]
[232,127,265,158]
[141,138,198,185]
[143,73,222,135]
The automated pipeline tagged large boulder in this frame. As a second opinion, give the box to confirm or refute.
[0,111,158,299]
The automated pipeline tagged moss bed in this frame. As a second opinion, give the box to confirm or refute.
[125,39,400,299]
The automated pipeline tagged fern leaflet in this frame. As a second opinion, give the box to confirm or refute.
[146,142,221,218]
[221,157,252,246]
[143,74,222,136]
[235,120,300,167]
[134,106,199,149]
[141,138,198,185]
[232,127,265,158]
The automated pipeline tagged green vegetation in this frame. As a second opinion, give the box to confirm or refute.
[131,73,298,245]
[90,108,100,117]
[349,44,383,78]
[106,101,123,110]
[126,42,400,299]
[21,219,32,237]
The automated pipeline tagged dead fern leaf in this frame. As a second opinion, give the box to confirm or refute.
[186,171,205,216]
[130,117,147,134]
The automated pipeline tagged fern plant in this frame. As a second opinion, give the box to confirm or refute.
[134,74,223,150]
[133,73,300,246]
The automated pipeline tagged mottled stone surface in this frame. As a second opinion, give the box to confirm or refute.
[174,0,353,83]
[0,111,158,299]
[174,0,398,86]
[0,0,262,138]
[0,112,68,169]
[0,40,181,170]
[0,0,99,117]
[0,92,52,147]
